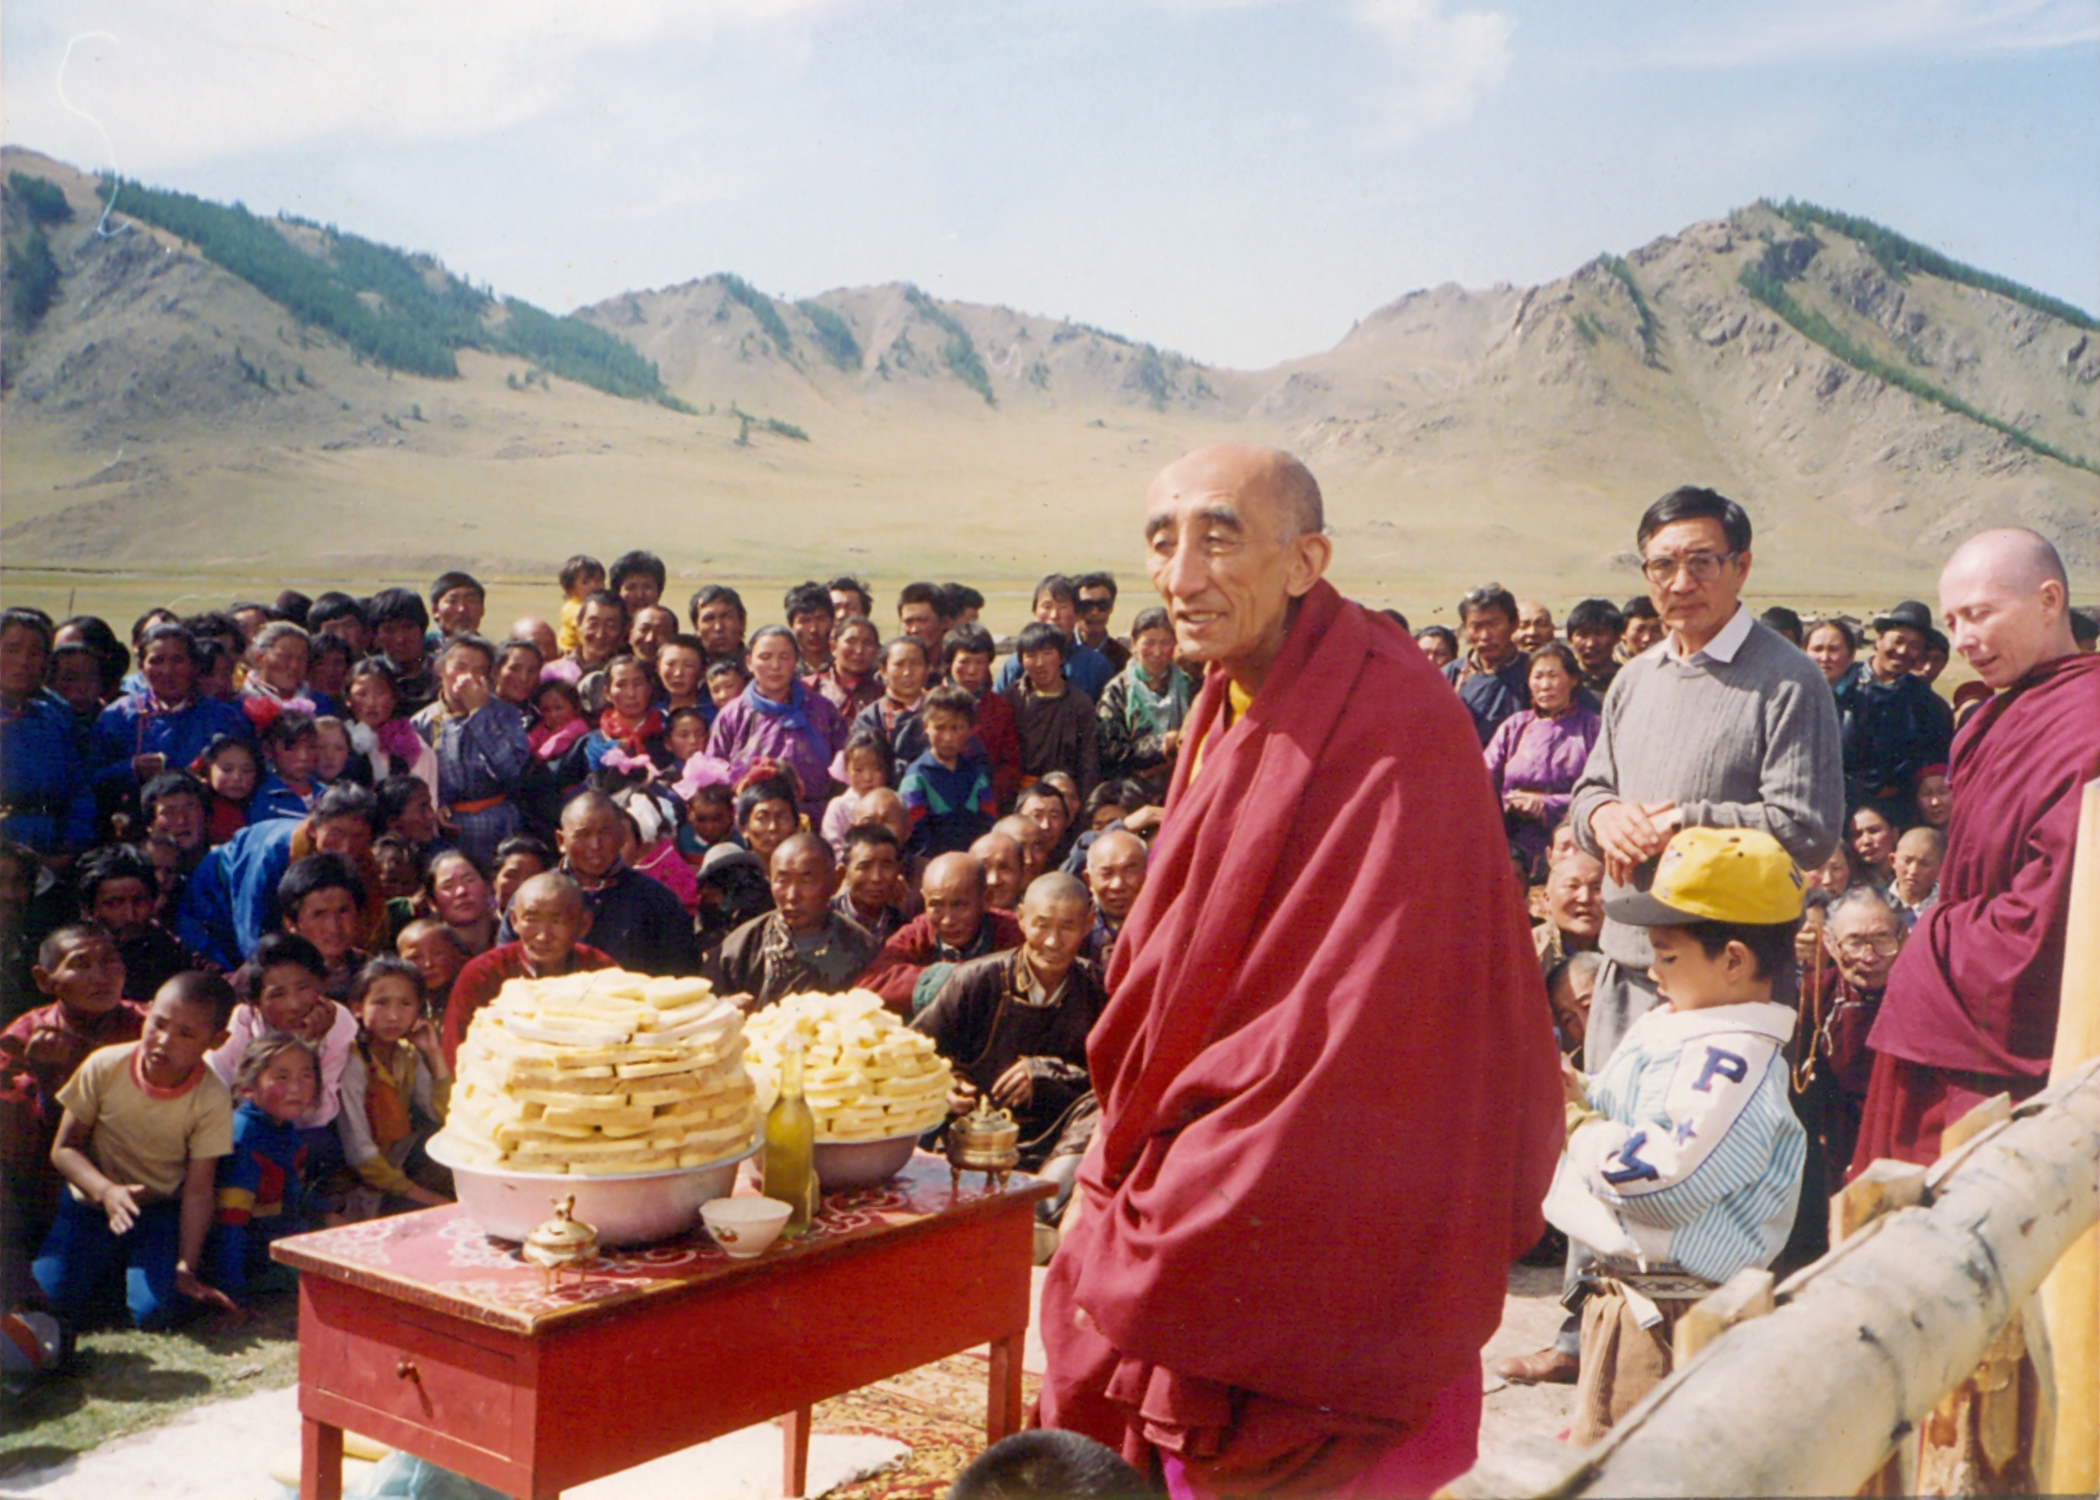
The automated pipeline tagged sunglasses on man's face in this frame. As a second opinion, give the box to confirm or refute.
[1077,597,1113,613]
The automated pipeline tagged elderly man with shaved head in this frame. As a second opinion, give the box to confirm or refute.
[1037,444,1560,1497]
[1852,527,2100,1170]
[862,852,1025,1016]
[706,832,878,1009]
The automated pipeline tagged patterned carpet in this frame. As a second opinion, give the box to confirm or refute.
[812,1351,1041,1499]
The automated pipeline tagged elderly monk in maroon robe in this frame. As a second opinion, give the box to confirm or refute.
[1853,528,2100,1172]
[1036,445,1562,1499]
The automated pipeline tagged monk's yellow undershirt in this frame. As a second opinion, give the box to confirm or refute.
[1186,679,1254,785]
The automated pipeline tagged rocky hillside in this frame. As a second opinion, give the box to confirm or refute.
[2,145,2093,589]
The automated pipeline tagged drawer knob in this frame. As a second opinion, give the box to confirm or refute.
[396,1357,421,1384]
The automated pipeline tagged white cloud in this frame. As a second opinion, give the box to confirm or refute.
[2,0,844,174]
[1640,0,2100,69]
[1351,0,1515,144]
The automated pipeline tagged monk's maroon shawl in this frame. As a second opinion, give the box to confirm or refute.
[1867,652,2100,1078]
[1039,580,1560,1478]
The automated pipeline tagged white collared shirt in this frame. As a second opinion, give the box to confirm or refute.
[1664,603,1753,667]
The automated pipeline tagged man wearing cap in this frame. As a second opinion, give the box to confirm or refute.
[1546,825,1807,1442]
[1836,601,1953,824]
[1852,528,2100,1169]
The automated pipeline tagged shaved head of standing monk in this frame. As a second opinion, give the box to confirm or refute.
[1036,444,1561,1498]
[1851,527,2100,1171]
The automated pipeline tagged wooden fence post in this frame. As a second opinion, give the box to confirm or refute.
[2039,778,2100,1496]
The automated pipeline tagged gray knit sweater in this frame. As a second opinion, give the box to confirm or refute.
[1569,618,1844,972]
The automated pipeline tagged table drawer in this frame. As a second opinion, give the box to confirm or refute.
[311,1311,520,1451]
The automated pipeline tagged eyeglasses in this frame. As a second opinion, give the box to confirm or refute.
[1641,551,1738,585]
[1834,934,1902,958]
[1076,598,1113,614]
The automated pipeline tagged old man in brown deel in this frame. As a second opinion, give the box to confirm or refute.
[1035,444,1560,1498]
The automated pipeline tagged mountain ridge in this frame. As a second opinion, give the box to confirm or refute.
[3,146,2095,594]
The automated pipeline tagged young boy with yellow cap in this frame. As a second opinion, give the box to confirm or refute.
[1546,825,1808,1443]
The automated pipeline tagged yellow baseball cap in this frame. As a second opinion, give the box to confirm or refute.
[1606,826,1805,927]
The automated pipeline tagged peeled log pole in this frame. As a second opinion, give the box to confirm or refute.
[1558,1059,2100,1499]
[2040,777,2100,1495]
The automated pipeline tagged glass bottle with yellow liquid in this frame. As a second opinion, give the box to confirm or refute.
[763,1034,819,1235]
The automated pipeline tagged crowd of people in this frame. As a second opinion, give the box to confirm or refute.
[2,463,2096,1495]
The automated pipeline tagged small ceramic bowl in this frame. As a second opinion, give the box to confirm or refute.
[700,1196,793,1258]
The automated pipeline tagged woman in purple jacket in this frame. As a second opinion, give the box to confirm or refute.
[1483,642,1600,877]
[704,626,843,815]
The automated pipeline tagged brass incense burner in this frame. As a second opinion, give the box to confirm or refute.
[521,1194,600,1291]
[946,1097,1021,1192]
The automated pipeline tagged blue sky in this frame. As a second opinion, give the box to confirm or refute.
[6,0,2095,368]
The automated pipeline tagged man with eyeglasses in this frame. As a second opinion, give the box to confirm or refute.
[1568,487,1842,1072]
[1497,487,1842,1389]
[1071,572,1131,673]
[1793,886,1906,1258]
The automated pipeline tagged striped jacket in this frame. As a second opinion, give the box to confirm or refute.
[1547,999,1805,1285]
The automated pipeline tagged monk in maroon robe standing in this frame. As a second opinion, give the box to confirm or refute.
[1853,527,2100,1171]
[1035,445,1561,1499]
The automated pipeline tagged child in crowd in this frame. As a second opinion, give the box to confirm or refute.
[663,707,710,772]
[306,636,353,715]
[530,680,588,761]
[704,659,751,713]
[942,623,1021,812]
[1547,827,1806,1444]
[2,925,144,1246]
[197,736,261,845]
[396,918,469,1022]
[417,636,531,869]
[377,775,444,864]
[311,716,353,785]
[1888,826,1946,927]
[493,640,544,711]
[344,658,439,794]
[33,972,238,1329]
[490,834,554,916]
[900,686,997,857]
[250,710,323,824]
[1913,764,1952,830]
[1005,623,1099,797]
[209,1033,316,1303]
[370,834,421,903]
[655,635,708,722]
[854,636,931,784]
[194,639,239,703]
[208,933,360,1197]
[278,853,374,1000]
[821,732,892,857]
[556,555,606,657]
[586,656,665,775]
[613,785,698,914]
[338,957,451,1214]
[680,782,737,864]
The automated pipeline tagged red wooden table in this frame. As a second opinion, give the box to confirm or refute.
[272,1154,1051,1499]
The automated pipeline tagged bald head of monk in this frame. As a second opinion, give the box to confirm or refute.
[511,871,592,969]
[1143,444,1333,694]
[969,831,1025,911]
[921,852,988,949]
[1939,527,2077,689]
[1018,872,1093,989]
